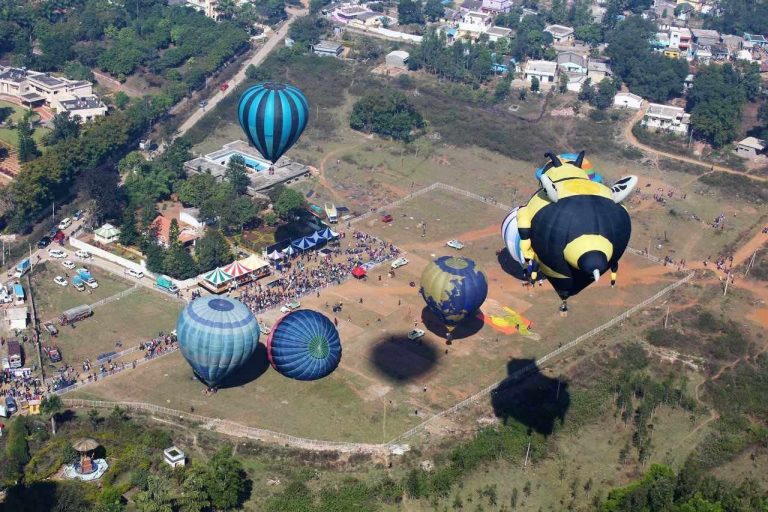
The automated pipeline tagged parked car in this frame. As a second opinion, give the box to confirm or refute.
[391,257,409,269]
[37,236,51,249]
[73,209,84,220]
[380,214,393,223]
[280,301,301,313]
[44,346,62,363]
[54,276,67,287]
[5,396,17,414]
[44,322,59,336]
[62,260,75,269]
[57,217,72,230]
[219,83,229,91]
[75,250,90,259]
[124,269,144,279]
[48,248,67,259]
[52,230,66,244]
[446,239,465,250]
[199,100,208,108]
[408,329,425,340]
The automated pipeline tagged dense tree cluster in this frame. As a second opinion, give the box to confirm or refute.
[0,0,249,94]
[349,91,424,141]
[703,0,768,35]
[288,15,330,49]
[687,62,761,147]
[398,0,425,25]
[408,30,495,85]
[606,16,689,102]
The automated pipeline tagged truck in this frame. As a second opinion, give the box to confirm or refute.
[76,268,98,289]
[7,340,22,369]
[71,275,85,291]
[60,304,93,325]
[324,203,338,223]
[13,258,30,278]
[43,345,62,363]
[155,275,179,295]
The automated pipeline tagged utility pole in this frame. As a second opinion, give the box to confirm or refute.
[664,305,670,329]
[744,250,757,278]
[523,437,532,469]
[723,270,730,297]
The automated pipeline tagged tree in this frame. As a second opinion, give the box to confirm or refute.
[119,210,139,247]
[398,0,425,25]
[204,448,248,510]
[273,187,306,219]
[593,78,617,109]
[46,112,81,145]
[163,244,198,279]
[530,76,540,92]
[83,166,124,225]
[114,91,130,110]
[688,64,748,147]
[424,0,445,21]
[17,110,40,163]
[88,409,101,430]
[40,395,63,436]
[494,75,512,102]
[178,464,211,512]
[225,155,249,195]
[134,475,174,512]
[195,230,232,272]
[288,15,329,48]
[349,91,424,141]
[178,173,218,208]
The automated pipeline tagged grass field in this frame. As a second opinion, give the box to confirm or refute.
[30,262,133,321]
[46,289,182,368]
[73,187,680,442]
[0,100,49,147]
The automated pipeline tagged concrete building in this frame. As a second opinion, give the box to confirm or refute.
[690,28,720,48]
[0,66,106,122]
[163,446,186,468]
[5,307,27,331]
[668,26,692,52]
[556,52,587,74]
[312,40,343,58]
[544,24,575,44]
[458,11,493,38]
[742,33,767,49]
[180,208,205,230]
[566,73,590,93]
[734,137,765,158]
[524,60,558,83]
[587,60,612,82]
[481,0,512,13]
[613,92,643,109]
[385,50,410,69]
[642,103,690,135]
[485,26,512,42]
[459,0,483,12]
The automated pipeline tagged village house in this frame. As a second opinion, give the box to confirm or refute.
[457,11,493,38]
[485,26,513,43]
[481,0,512,14]
[524,60,558,83]
[544,24,575,44]
[613,92,643,109]
[587,60,612,82]
[734,137,765,158]
[556,52,588,74]
[642,103,691,135]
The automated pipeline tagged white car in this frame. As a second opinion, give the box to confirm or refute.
[62,260,75,269]
[84,279,99,289]
[280,301,301,313]
[446,240,465,250]
[54,276,67,287]
[75,250,90,259]
[48,248,67,259]
[57,218,72,230]
[391,257,409,269]
[408,329,425,340]
[124,269,144,279]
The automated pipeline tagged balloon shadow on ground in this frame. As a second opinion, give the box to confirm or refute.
[420,307,484,341]
[497,248,528,282]
[490,358,571,436]
[369,334,439,383]
[218,343,270,389]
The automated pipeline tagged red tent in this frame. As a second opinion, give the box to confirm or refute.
[351,266,367,279]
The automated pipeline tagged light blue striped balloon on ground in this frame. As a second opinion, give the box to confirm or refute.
[237,82,309,163]
[267,310,342,381]
[176,297,260,386]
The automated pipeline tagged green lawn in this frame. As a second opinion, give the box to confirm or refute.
[48,288,182,368]
[30,261,133,321]
[0,99,49,148]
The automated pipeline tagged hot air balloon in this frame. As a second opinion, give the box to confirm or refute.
[420,256,488,332]
[267,310,342,381]
[536,152,603,183]
[238,82,309,163]
[508,151,637,313]
[176,296,260,386]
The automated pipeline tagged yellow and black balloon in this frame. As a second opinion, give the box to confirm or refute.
[502,151,637,311]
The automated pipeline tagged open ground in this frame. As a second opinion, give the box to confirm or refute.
[72,186,680,442]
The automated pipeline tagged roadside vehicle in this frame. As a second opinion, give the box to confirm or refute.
[58,217,72,230]
[54,276,67,287]
[408,329,425,340]
[446,239,465,250]
[391,257,409,269]
[280,301,301,313]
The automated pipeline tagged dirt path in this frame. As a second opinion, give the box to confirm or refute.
[316,140,369,203]
[623,108,768,184]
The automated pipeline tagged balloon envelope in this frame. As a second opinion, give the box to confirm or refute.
[238,82,309,163]
[420,256,488,327]
[501,207,525,267]
[267,310,342,381]
[176,297,260,386]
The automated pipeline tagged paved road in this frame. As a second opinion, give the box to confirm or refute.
[174,10,304,140]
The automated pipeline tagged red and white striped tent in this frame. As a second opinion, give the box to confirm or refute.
[223,260,251,278]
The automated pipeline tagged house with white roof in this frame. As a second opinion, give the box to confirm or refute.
[734,137,765,158]
[481,0,512,13]
[642,103,690,135]
[613,92,643,109]
[524,60,558,83]
[458,11,493,38]
[556,52,588,74]
[485,26,512,42]
[544,24,575,44]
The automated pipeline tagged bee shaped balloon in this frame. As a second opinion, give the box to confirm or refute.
[504,151,638,313]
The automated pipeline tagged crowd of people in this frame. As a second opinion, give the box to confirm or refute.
[1,366,44,405]
[236,230,400,316]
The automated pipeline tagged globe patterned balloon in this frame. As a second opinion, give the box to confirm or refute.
[267,310,342,381]
[420,256,488,328]
[176,297,260,386]
[237,82,309,163]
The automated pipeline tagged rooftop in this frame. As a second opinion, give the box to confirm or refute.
[388,50,410,59]
[460,0,483,10]
[588,60,612,73]
[691,28,720,39]
[337,5,368,16]
[544,24,575,37]
[525,59,558,74]
[744,33,768,43]
[646,102,688,120]
[556,51,587,68]
[59,96,104,111]
[314,40,343,52]
[615,92,642,101]
[486,26,512,37]
[737,136,765,150]
[356,11,379,21]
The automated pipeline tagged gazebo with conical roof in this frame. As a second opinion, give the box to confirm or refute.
[199,267,234,294]
[73,438,100,475]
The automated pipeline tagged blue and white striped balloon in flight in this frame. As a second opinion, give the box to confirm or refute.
[237,82,309,163]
